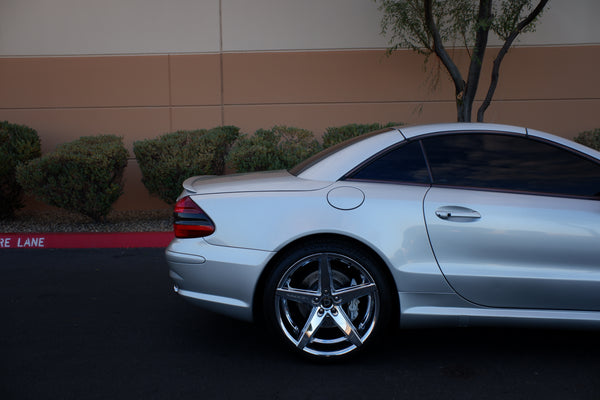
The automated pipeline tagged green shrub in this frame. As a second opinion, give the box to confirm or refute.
[16,135,128,222]
[133,126,240,204]
[322,122,401,148]
[574,128,600,151]
[0,121,41,219]
[227,126,322,172]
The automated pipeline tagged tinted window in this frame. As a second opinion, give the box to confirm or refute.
[347,140,430,184]
[290,128,392,176]
[422,133,600,197]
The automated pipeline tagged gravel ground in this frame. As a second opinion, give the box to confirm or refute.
[0,208,172,233]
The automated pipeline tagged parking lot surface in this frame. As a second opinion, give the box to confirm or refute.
[2,249,599,399]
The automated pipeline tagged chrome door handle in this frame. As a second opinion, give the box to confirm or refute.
[435,206,481,220]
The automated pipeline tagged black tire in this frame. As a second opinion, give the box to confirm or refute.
[263,239,393,359]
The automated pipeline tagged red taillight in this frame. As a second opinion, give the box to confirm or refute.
[174,223,215,238]
[174,196,201,214]
[173,196,216,238]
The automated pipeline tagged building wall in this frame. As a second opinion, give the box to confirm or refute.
[1,0,599,209]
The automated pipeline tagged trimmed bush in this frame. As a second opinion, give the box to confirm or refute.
[16,135,128,222]
[322,122,401,148]
[133,126,240,204]
[227,126,322,172]
[574,128,600,151]
[0,121,42,219]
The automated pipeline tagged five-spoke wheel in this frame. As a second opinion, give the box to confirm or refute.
[264,241,390,359]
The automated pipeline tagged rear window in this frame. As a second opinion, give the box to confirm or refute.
[346,140,430,184]
[289,128,394,176]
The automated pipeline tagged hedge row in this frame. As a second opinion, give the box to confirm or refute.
[574,129,600,151]
[226,122,400,172]
[0,121,42,218]
[17,135,128,222]
[227,126,321,173]
[6,121,600,221]
[322,122,400,148]
[133,126,240,205]
[138,123,400,204]
[134,125,325,204]
[3,122,399,219]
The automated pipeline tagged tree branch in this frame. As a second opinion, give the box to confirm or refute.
[424,0,466,118]
[477,0,549,122]
[463,0,492,122]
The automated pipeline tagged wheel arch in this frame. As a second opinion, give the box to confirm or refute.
[252,233,400,327]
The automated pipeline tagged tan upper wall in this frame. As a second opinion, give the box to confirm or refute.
[1,0,599,56]
[223,0,600,51]
[221,0,386,51]
[523,0,600,46]
[0,0,221,55]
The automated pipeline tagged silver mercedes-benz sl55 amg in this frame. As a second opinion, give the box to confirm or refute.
[165,123,600,359]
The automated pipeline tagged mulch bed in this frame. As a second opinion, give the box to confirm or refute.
[0,208,172,233]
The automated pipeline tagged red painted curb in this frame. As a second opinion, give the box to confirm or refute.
[0,232,174,249]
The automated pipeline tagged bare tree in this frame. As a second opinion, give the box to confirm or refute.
[377,0,549,122]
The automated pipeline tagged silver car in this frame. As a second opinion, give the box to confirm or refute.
[166,123,600,359]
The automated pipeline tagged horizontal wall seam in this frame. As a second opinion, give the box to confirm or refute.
[1,98,599,112]
[221,98,600,106]
[1,43,599,58]
[0,105,222,111]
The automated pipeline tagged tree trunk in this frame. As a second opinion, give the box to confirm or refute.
[477,0,549,122]
[424,0,467,121]
[460,0,492,122]
[456,95,470,122]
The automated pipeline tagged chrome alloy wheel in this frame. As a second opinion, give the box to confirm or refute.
[274,252,380,357]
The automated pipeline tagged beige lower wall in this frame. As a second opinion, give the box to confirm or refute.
[1,46,599,210]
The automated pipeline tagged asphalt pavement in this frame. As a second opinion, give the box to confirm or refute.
[2,248,599,399]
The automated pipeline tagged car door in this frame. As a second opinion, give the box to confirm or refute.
[422,132,600,311]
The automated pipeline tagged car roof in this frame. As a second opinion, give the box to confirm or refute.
[397,122,527,139]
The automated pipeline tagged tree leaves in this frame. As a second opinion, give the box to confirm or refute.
[375,0,549,121]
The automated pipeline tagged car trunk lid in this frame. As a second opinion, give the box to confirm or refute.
[182,170,332,195]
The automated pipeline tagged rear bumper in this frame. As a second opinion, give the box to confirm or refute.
[165,238,274,321]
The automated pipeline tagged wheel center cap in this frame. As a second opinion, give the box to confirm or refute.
[321,296,333,308]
